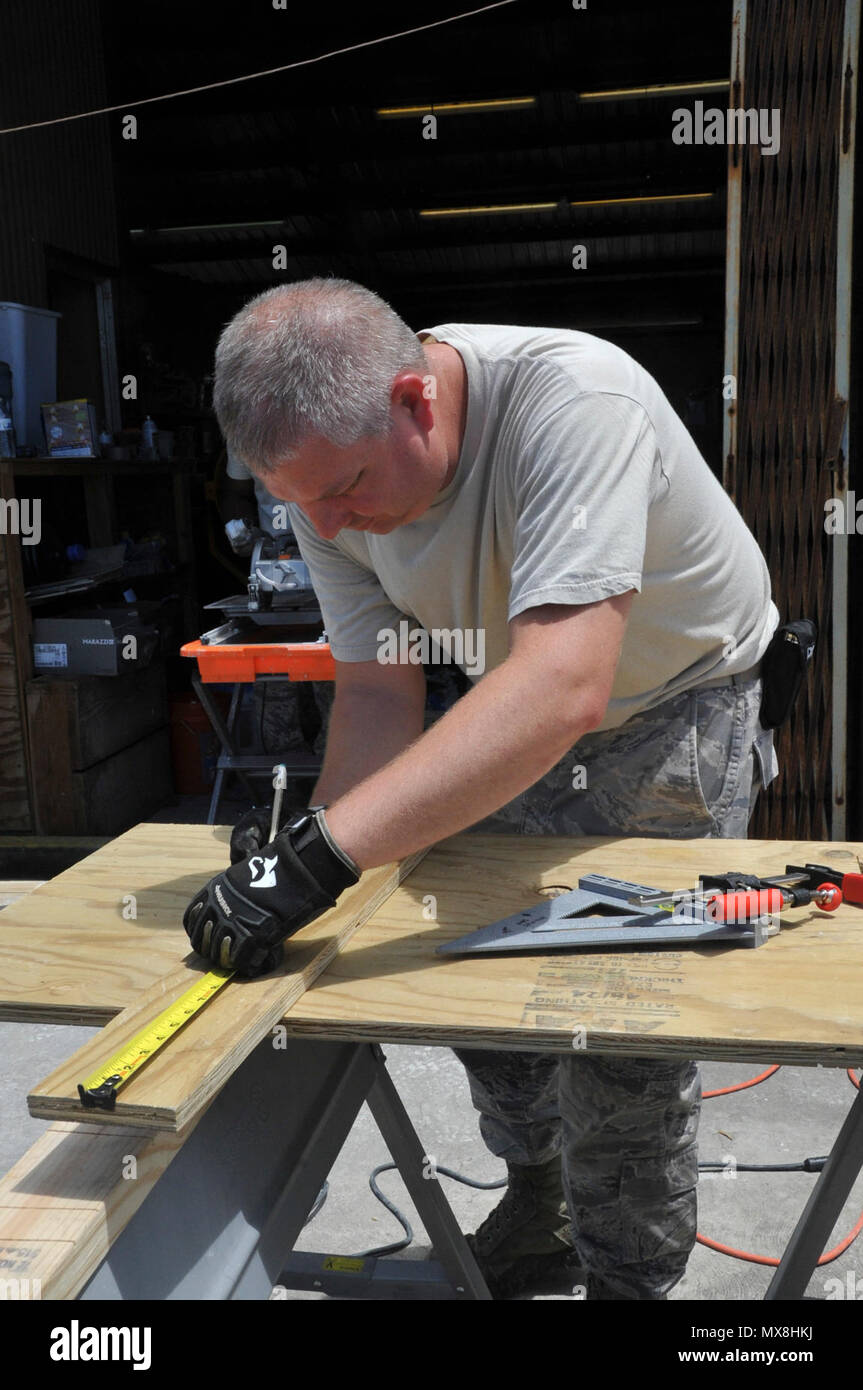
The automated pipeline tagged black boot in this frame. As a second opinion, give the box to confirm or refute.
[467,1156,580,1298]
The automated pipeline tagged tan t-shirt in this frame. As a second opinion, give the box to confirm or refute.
[287,323,779,731]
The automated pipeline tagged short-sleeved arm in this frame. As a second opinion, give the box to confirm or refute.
[508,391,662,621]
[287,503,409,662]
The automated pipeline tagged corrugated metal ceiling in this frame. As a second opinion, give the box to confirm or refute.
[101,0,733,325]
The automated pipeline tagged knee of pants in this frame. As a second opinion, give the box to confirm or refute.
[559,1055,701,1147]
[567,1142,699,1269]
[619,1146,699,1265]
[453,1047,561,1119]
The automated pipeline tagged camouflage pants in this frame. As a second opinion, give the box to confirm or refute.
[255,664,465,760]
[455,674,778,1299]
[254,680,335,759]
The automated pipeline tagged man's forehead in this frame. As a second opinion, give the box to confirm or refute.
[265,445,363,503]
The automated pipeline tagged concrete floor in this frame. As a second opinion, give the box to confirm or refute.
[2,1021,862,1301]
[2,789,862,1301]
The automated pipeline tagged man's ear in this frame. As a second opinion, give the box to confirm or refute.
[391,370,435,431]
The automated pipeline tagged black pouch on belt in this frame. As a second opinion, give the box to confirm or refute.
[759,618,818,730]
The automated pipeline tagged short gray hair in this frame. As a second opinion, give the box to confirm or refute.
[213,278,427,474]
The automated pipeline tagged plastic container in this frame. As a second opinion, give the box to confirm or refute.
[169,692,221,794]
[140,415,157,460]
[0,302,61,452]
[0,360,15,458]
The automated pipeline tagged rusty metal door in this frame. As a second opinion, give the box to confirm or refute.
[723,0,859,839]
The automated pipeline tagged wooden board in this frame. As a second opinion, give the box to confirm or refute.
[0,880,44,909]
[0,822,247,1024]
[26,725,174,837]
[0,459,34,832]
[2,825,862,1068]
[27,846,427,1131]
[279,834,863,1067]
[0,1117,199,1300]
[0,671,31,831]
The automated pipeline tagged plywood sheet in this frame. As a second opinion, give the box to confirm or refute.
[281,835,863,1066]
[27,846,427,1131]
[0,880,43,909]
[0,822,263,1024]
[2,827,862,1070]
[0,1118,197,1299]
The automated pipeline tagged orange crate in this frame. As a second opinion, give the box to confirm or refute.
[181,637,335,683]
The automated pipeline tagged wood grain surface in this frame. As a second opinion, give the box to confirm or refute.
[27,844,427,1130]
[281,834,863,1066]
[0,822,237,1025]
[0,880,44,908]
[0,1117,200,1299]
[2,826,862,1078]
[2,827,863,1299]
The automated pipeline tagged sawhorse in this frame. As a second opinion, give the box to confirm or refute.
[76,1029,863,1300]
[765,1076,863,1298]
[78,1038,491,1301]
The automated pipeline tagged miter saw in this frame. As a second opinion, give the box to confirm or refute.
[205,530,321,630]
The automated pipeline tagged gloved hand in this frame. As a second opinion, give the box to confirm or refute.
[230,804,291,863]
[183,808,360,976]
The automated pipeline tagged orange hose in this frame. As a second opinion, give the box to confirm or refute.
[703,1064,780,1097]
[697,1065,863,1264]
[697,1210,863,1266]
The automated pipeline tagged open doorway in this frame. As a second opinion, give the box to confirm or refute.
[45,247,120,432]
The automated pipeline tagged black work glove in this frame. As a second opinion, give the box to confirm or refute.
[183,808,360,977]
[230,804,291,864]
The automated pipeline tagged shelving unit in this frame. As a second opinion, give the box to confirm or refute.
[0,456,203,834]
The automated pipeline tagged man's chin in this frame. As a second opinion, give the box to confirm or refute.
[351,516,402,534]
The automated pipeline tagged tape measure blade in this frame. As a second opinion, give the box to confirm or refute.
[80,969,233,1097]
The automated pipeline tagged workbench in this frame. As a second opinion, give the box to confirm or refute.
[1,826,862,1300]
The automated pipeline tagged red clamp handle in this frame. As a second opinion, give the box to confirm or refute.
[706,888,784,923]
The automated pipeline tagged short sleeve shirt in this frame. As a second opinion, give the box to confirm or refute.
[287,324,778,731]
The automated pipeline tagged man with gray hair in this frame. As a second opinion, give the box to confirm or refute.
[184,276,779,1300]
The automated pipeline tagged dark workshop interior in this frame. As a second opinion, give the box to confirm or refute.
[0,0,859,874]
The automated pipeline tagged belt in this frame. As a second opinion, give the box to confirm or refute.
[691,661,762,693]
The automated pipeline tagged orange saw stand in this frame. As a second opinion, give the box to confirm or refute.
[181,630,335,822]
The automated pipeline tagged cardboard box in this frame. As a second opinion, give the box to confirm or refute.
[40,398,99,457]
[33,609,159,676]
[27,661,168,768]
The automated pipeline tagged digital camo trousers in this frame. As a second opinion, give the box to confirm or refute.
[455,675,779,1299]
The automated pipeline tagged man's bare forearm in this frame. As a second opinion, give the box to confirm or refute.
[324,658,599,870]
[312,687,425,804]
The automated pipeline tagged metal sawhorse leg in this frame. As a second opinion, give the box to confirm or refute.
[765,1081,863,1299]
[192,675,321,825]
[78,1039,491,1301]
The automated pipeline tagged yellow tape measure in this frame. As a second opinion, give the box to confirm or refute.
[77,968,234,1111]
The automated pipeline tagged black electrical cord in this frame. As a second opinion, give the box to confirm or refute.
[347,1162,507,1260]
[302,1068,863,1264]
[344,1156,832,1260]
[348,1165,413,1258]
[698,1156,827,1172]
[304,1181,329,1226]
